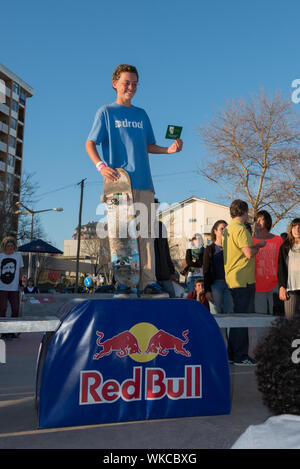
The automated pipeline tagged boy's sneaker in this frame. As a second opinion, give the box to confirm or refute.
[141,283,169,299]
[113,285,132,299]
[233,356,256,366]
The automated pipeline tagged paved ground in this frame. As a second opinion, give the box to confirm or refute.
[0,332,271,450]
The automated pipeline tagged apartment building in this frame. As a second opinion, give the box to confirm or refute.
[0,64,34,235]
[72,221,98,240]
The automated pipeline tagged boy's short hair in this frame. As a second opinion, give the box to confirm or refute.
[195,278,204,284]
[254,210,272,231]
[112,64,139,86]
[230,199,248,218]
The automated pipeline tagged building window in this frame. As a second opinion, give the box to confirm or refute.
[7,154,14,167]
[20,90,25,105]
[15,159,21,175]
[0,171,4,191]
[16,141,22,157]
[9,136,16,148]
[12,100,18,112]
[6,173,13,188]
[10,117,17,130]
[189,218,197,223]
[13,82,19,95]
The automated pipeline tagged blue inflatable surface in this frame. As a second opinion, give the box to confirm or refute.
[36,299,231,428]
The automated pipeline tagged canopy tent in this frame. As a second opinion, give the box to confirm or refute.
[18,239,63,254]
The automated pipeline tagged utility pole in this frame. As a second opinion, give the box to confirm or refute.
[75,178,86,293]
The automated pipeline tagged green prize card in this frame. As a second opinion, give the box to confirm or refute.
[165,125,183,139]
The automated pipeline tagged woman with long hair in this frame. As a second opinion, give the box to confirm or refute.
[203,220,233,314]
[278,218,300,318]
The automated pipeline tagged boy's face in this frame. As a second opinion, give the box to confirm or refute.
[195,282,204,294]
[112,72,138,103]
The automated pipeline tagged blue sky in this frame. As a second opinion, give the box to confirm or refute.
[2,0,300,249]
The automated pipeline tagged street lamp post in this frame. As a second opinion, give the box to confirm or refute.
[14,203,63,278]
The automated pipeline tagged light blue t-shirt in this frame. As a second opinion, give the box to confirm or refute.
[87,103,156,191]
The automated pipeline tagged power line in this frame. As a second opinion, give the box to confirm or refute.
[36,182,79,199]
[35,169,199,199]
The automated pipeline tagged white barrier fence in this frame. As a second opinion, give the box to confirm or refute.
[0,295,278,364]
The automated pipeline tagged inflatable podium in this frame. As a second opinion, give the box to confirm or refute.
[36,299,231,428]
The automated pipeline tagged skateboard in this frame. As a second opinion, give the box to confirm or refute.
[102,168,140,288]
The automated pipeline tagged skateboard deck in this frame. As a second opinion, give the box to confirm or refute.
[102,168,140,288]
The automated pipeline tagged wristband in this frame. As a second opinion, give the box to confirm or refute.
[96,162,107,172]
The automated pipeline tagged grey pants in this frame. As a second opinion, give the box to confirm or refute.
[132,190,156,290]
[254,285,278,314]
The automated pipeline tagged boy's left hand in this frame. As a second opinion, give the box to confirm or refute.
[167,138,183,154]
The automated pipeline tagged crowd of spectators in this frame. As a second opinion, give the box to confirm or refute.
[181,200,300,365]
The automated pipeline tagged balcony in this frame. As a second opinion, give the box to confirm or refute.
[7,164,14,175]
[8,146,15,156]
[0,103,9,115]
[0,140,7,152]
[0,122,8,134]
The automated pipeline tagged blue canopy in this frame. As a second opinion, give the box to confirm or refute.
[18,239,63,254]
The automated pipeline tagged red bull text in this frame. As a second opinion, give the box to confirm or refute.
[79,365,202,405]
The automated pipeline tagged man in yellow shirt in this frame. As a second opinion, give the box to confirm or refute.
[223,200,266,365]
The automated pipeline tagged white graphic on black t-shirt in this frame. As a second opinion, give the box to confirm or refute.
[0,258,17,285]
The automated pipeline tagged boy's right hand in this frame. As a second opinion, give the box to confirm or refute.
[100,166,120,182]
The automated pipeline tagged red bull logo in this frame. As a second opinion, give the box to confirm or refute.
[145,329,190,357]
[93,323,190,361]
[93,331,142,359]
[79,323,200,406]
[79,365,201,404]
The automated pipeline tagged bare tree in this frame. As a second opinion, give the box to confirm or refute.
[81,235,111,280]
[0,171,45,241]
[197,89,300,226]
[17,172,46,242]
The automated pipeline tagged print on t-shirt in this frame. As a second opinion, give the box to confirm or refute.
[0,258,17,285]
